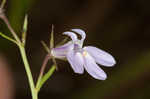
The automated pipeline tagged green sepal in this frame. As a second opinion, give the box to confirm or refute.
[41,41,50,53]
[50,24,54,49]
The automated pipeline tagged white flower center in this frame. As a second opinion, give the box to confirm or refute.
[82,51,88,56]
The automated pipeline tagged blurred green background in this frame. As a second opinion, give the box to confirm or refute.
[0,0,150,99]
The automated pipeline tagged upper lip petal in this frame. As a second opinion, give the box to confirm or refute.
[63,31,78,42]
[71,29,86,41]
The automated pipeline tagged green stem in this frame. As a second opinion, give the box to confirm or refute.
[19,45,38,99]
[0,10,38,99]
[0,32,18,45]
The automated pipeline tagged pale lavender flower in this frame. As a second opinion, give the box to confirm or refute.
[51,29,116,80]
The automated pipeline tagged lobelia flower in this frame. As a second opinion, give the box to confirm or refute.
[51,29,116,80]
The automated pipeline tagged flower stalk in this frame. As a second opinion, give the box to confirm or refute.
[36,55,50,91]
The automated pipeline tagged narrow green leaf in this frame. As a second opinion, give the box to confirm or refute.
[23,15,28,33]
[22,14,28,45]
[0,32,18,45]
[37,65,56,92]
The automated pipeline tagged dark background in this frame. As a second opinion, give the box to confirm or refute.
[0,0,150,99]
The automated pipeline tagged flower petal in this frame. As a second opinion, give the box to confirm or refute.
[63,31,78,42]
[51,41,74,58]
[84,46,116,67]
[71,29,86,41]
[67,50,84,74]
[83,51,107,80]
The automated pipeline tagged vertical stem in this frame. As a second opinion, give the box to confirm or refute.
[19,45,37,99]
[0,10,38,99]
